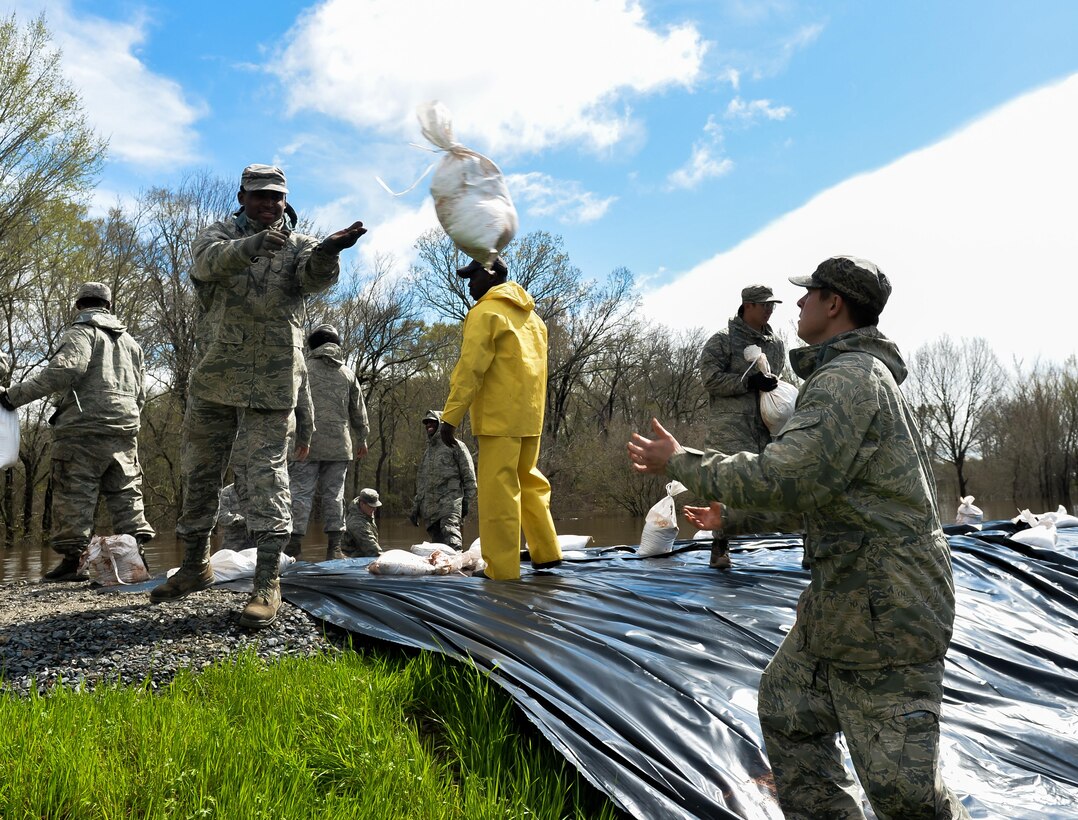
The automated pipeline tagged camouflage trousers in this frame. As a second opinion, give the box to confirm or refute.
[178,396,293,539]
[48,434,155,556]
[288,459,348,535]
[426,512,464,551]
[757,630,970,819]
[219,522,251,551]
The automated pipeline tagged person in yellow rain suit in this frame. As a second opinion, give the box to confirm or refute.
[439,256,562,580]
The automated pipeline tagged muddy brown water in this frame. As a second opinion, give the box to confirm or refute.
[0,500,1055,584]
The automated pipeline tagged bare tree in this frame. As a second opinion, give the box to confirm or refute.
[908,335,1006,497]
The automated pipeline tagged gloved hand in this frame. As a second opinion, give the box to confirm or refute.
[408,512,419,527]
[745,371,779,392]
[440,421,457,448]
[319,221,367,254]
[0,389,14,411]
[237,228,289,260]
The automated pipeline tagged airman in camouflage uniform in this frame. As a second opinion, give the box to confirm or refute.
[344,487,381,557]
[150,163,366,629]
[629,257,970,819]
[286,323,369,562]
[699,284,786,568]
[0,282,155,582]
[409,410,476,550]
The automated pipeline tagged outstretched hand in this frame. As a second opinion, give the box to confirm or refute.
[321,221,367,254]
[626,417,683,475]
[684,503,723,531]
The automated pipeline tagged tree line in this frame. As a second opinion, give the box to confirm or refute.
[1,12,1075,547]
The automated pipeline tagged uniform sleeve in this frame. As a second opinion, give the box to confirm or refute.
[294,370,315,448]
[5,327,94,408]
[456,442,477,501]
[191,222,255,282]
[668,365,879,515]
[349,374,369,449]
[700,331,748,397]
[441,309,499,428]
[294,235,342,296]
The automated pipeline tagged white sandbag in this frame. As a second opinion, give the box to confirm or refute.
[410,541,451,558]
[955,496,984,526]
[165,547,293,583]
[369,549,441,576]
[1011,522,1057,549]
[692,529,713,541]
[743,344,797,434]
[523,533,593,551]
[0,406,19,469]
[418,100,518,266]
[82,534,150,586]
[638,481,687,557]
[1050,505,1078,528]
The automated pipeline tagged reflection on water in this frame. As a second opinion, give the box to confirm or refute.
[0,499,1056,585]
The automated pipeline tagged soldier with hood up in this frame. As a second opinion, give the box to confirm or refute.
[0,282,155,581]
[439,256,562,580]
[410,409,476,550]
[286,323,368,561]
[628,257,969,819]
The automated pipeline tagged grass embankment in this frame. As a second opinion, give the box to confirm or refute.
[0,648,621,819]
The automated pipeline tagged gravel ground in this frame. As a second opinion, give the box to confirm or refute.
[0,579,340,697]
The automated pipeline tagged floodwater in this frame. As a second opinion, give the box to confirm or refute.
[0,514,653,585]
[0,499,1056,584]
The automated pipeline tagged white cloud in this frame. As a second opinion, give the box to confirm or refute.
[307,195,439,276]
[507,172,617,224]
[666,115,733,190]
[15,0,205,168]
[725,96,791,122]
[641,73,1078,367]
[275,0,707,155]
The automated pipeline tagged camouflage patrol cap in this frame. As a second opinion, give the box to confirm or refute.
[308,323,340,345]
[741,284,781,304]
[789,256,892,314]
[357,488,382,508]
[240,164,288,194]
[421,410,442,424]
[76,281,112,304]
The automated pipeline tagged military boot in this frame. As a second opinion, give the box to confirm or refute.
[325,531,345,561]
[240,533,286,629]
[284,533,303,560]
[150,534,213,602]
[709,535,731,570]
[43,552,89,583]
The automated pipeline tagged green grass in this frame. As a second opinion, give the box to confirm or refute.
[0,647,621,819]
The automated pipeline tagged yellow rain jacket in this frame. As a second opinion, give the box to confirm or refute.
[442,282,547,435]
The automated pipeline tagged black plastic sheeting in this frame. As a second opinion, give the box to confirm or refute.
[279,525,1078,820]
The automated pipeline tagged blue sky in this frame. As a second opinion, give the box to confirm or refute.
[12,0,1078,365]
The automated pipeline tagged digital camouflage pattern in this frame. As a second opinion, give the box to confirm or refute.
[303,342,368,460]
[673,327,955,669]
[668,326,965,819]
[48,435,155,555]
[289,460,349,535]
[189,211,340,410]
[759,640,969,819]
[4,308,153,555]
[344,501,380,557]
[412,410,477,550]
[6,309,144,438]
[790,256,892,315]
[699,316,786,454]
[215,483,249,551]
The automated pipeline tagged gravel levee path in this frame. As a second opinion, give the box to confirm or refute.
[0,579,339,697]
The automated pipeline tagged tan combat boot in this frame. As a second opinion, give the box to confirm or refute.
[325,531,345,561]
[240,534,286,629]
[150,535,213,602]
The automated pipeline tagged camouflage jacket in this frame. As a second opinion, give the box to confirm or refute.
[304,343,368,461]
[289,368,315,454]
[189,212,340,410]
[669,327,955,670]
[6,309,144,439]
[345,504,380,556]
[412,413,477,523]
[700,316,785,453]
